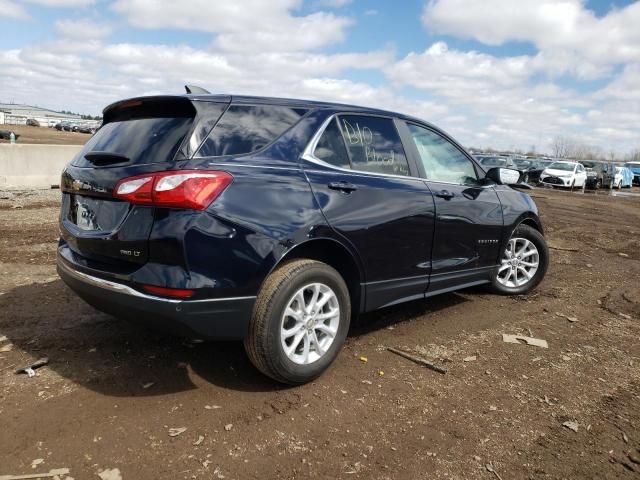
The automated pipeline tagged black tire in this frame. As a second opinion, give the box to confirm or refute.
[244,259,351,385]
[490,224,549,295]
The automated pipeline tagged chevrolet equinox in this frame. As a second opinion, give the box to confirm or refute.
[57,93,549,384]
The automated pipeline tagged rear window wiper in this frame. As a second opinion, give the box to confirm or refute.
[84,151,130,165]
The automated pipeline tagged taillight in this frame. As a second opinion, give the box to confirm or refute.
[114,170,232,210]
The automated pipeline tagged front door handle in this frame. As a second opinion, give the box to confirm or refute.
[328,181,358,193]
[434,189,455,200]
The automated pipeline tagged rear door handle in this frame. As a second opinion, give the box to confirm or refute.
[434,189,455,200]
[328,181,358,193]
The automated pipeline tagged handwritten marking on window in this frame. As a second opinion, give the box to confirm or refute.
[341,118,405,174]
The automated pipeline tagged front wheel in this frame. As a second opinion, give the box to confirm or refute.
[244,259,351,385]
[491,225,549,295]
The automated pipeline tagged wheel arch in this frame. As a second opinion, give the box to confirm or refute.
[512,213,544,236]
[267,238,365,315]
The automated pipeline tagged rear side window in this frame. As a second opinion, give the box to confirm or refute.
[73,117,192,167]
[337,115,410,176]
[313,118,351,169]
[196,105,307,157]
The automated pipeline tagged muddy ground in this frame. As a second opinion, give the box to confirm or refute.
[0,187,639,480]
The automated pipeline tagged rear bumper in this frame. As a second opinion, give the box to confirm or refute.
[57,254,255,340]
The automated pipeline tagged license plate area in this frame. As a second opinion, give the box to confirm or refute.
[67,194,129,232]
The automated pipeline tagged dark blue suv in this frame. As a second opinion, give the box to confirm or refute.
[57,94,548,384]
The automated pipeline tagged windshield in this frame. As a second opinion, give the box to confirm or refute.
[547,162,576,171]
[625,163,640,169]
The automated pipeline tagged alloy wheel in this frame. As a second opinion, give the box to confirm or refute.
[280,283,340,365]
[497,237,540,288]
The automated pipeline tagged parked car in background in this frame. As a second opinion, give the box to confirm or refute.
[522,159,553,184]
[625,162,640,185]
[581,160,615,189]
[26,118,40,127]
[613,166,634,189]
[0,130,20,141]
[476,156,516,169]
[77,124,98,134]
[57,93,549,384]
[539,161,587,189]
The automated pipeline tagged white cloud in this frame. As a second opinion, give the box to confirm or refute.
[0,0,638,155]
[0,0,29,19]
[23,0,94,6]
[112,0,352,52]
[422,0,640,77]
[55,19,112,39]
[312,0,352,7]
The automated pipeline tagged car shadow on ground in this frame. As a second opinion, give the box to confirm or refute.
[0,279,468,397]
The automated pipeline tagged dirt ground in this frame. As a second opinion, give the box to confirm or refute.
[0,186,639,480]
[0,124,90,145]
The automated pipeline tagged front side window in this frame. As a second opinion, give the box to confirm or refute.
[407,124,478,185]
[337,115,410,176]
[197,105,307,157]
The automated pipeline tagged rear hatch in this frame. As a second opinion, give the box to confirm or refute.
[60,95,229,269]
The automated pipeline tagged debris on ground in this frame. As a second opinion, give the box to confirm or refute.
[562,420,579,432]
[193,435,205,446]
[15,357,49,377]
[0,468,71,480]
[0,344,13,353]
[463,355,477,362]
[204,405,222,410]
[548,244,579,252]
[224,424,233,431]
[358,356,368,363]
[141,382,155,389]
[30,459,44,469]
[168,427,187,437]
[619,253,629,257]
[502,334,548,349]
[555,312,578,322]
[97,468,122,480]
[387,347,447,374]
[485,463,504,480]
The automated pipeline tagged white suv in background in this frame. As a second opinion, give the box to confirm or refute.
[539,161,587,189]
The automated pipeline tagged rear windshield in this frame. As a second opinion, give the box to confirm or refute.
[196,104,307,158]
[72,117,192,167]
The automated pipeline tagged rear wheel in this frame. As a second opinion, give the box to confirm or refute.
[491,225,549,295]
[244,259,350,385]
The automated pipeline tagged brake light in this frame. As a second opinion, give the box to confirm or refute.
[114,170,232,210]
[143,284,194,298]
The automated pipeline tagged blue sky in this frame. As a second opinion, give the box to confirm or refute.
[1,0,639,155]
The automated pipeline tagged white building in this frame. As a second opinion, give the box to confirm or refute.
[0,103,82,127]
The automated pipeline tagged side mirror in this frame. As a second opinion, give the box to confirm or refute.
[485,167,522,185]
